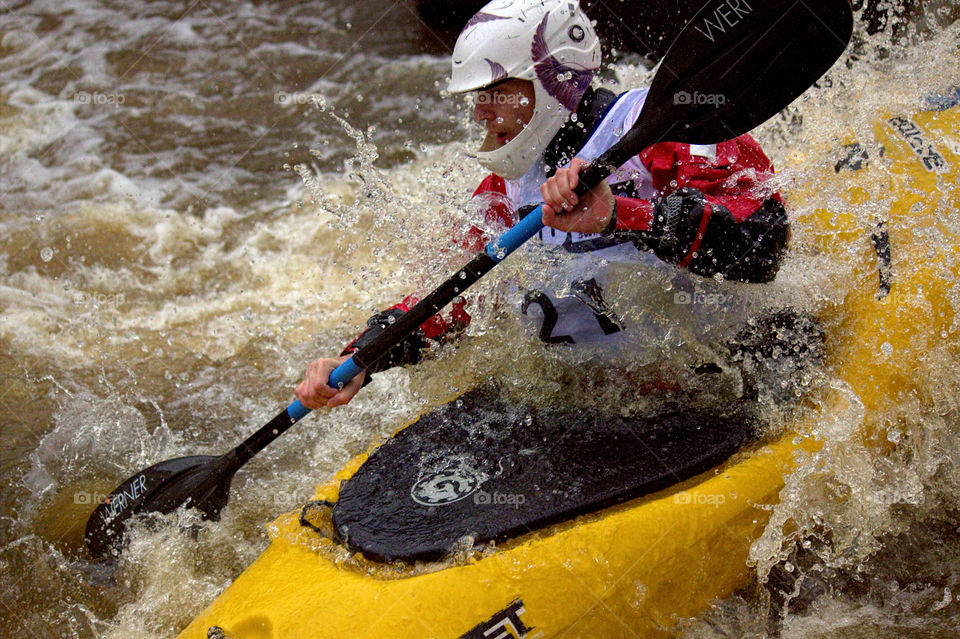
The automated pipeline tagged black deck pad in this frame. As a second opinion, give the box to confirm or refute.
[332,386,757,563]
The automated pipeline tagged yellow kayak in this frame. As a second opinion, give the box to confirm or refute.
[178,96,960,639]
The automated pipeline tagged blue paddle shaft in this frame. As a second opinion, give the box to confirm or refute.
[486,205,546,262]
[285,207,546,424]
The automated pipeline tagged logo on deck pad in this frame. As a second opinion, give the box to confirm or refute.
[411,464,484,506]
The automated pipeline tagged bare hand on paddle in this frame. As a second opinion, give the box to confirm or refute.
[541,158,616,234]
[295,355,366,409]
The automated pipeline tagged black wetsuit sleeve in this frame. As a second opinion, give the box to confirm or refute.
[637,188,790,284]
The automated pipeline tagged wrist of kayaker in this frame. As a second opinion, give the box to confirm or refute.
[599,196,618,237]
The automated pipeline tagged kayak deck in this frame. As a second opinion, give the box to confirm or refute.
[332,385,756,562]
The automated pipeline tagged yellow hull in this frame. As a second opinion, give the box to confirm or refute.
[178,100,960,639]
[180,432,816,639]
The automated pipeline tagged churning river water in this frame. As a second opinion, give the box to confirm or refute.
[2,1,960,637]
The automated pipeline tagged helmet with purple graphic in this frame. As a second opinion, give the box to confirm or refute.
[449,0,601,180]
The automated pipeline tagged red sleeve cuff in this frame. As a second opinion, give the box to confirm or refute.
[613,197,654,232]
[396,295,471,340]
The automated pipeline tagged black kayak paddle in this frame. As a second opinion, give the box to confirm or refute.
[85,0,853,559]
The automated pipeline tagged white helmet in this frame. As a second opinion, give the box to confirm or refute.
[449,0,601,180]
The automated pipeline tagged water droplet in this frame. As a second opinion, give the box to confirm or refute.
[40,247,53,262]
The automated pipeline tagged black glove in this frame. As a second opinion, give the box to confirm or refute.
[341,308,429,379]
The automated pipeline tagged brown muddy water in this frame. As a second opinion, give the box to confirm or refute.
[1,1,960,637]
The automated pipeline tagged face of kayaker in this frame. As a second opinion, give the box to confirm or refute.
[473,79,536,153]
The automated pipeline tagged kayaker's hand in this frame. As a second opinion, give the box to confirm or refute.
[295,355,365,409]
[541,158,615,234]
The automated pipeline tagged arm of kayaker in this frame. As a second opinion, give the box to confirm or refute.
[540,138,791,283]
[632,137,790,283]
[295,295,470,408]
[295,175,518,408]
[349,173,511,360]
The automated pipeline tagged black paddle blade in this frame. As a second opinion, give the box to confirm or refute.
[592,0,853,175]
[84,453,238,559]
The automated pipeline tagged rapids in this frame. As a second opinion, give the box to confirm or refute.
[1,1,959,637]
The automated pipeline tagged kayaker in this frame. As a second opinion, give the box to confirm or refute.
[295,0,791,409]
